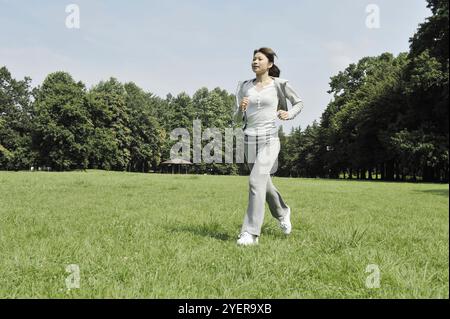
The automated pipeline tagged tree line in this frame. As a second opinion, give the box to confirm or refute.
[0,0,448,182]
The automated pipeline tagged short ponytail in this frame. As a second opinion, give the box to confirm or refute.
[269,64,280,77]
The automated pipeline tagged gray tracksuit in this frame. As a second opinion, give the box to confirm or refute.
[233,76,304,236]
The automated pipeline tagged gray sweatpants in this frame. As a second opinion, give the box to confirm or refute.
[241,132,290,236]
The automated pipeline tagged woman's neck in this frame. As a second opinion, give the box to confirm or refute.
[254,74,272,83]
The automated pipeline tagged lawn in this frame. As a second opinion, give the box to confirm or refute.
[0,170,448,298]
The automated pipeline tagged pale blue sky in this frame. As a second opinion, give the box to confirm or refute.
[0,0,431,133]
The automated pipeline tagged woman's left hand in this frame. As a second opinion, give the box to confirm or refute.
[277,110,289,120]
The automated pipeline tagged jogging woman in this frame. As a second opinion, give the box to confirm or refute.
[233,47,304,246]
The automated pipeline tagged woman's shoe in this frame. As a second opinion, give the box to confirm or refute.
[237,232,259,246]
[279,206,292,234]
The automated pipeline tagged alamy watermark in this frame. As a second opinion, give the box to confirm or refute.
[365,264,381,288]
[169,120,279,174]
[365,4,380,29]
[65,264,80,289]
[65,4,80,29]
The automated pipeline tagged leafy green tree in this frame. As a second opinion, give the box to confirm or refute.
[124,82,165,172]
[86,77,131,170]
[402,0,449,181]
[0,66,34,170]
[32,71,91,170]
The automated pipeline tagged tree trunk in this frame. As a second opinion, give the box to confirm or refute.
[384,161,393,181]
[361,169,366,180]
[422,164,434,182]
[388,161,394,181]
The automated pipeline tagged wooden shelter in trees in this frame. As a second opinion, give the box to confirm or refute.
[161,158,192,174]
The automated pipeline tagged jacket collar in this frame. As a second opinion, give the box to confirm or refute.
[248,76,288,84]
[241,76,288,111]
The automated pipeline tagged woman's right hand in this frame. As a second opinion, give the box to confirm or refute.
[240,97,249,112]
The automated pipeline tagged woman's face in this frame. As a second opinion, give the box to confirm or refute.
[251,52,273,75]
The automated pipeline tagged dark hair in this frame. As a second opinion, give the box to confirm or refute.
[253,47,281,77]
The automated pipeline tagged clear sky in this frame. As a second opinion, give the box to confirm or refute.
[0,0,431,133]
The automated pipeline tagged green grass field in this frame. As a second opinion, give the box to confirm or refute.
[0,170,448,298]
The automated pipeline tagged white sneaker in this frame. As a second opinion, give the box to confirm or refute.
[237,232,259,246]
[279,206,292,235]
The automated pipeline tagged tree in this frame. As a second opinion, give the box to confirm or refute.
[0,66,34,170]
[32,71,91,170]
[124,82,166,172]
[403,0,449,181]
[86,77,132,171]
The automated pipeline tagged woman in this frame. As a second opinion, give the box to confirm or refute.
[233,47,304,246]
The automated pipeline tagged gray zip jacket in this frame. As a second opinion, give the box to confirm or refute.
[233,76,304,127]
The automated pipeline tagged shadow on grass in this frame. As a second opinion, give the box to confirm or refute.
[164,222,232,241]
[164,216,309,242]
[414,189,449,197]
